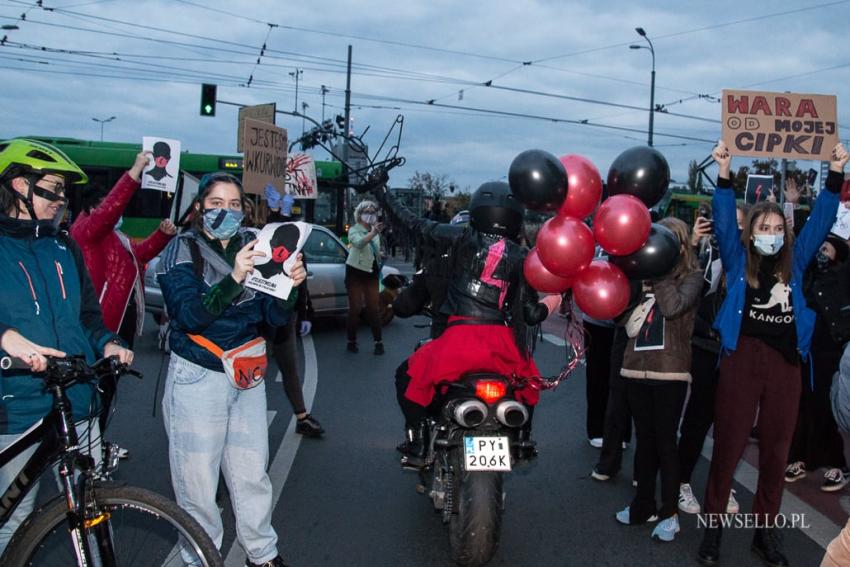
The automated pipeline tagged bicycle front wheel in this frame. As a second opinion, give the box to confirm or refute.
[2,484,222,567]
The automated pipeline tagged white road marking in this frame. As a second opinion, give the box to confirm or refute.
[542,333,566,347]
[225,335,317,566]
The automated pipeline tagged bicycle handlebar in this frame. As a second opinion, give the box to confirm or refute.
[0,355,142,383]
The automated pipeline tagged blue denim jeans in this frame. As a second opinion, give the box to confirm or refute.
[0,420,101,555]
[162,352,278,564]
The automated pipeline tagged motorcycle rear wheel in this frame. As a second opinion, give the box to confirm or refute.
[448,450,503,567]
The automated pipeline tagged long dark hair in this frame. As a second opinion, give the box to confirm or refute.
[658,216,698,278]
[741,201,793,288]
[190,172,246,232]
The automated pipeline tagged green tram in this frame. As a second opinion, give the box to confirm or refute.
[28,137,346,238]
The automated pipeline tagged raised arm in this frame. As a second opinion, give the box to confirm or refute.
[711,141,743,275]
[372,185,463,247]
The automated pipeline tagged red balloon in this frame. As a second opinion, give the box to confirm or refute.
[593,194,651,256]
[557,154,603,219]
[524,248,574,293]
[536,216,595,277]
[572,260,630,320]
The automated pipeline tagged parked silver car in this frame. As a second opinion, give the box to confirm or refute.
[144,224,402,320]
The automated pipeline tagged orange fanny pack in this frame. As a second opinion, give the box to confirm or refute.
[187,334,267,390]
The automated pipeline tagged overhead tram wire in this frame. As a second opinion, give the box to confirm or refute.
[533,0,850,64]
[245,23,277,88]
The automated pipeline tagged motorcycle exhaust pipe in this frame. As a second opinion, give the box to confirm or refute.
[452,400,488,428]
[495,400,529,428]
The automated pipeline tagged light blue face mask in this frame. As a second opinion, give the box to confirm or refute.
[202,208,243,240]
[752,233,784,255]
[114,216,123,231]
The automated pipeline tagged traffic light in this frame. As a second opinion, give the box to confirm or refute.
[200,83,217,117]
[335,114,346,131]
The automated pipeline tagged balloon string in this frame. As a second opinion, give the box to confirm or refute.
[540,292,586,390]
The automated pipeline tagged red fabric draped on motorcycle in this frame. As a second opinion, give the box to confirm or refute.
[404,316,542,407]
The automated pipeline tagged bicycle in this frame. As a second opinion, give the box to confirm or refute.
[0,354,222,567]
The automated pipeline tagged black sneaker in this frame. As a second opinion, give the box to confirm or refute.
[374,341,385,355]
[296,414,325,438]
[821,468,850,492]
[752,527,788,567]
[784,461,806,483]
[697,526,722,565]
[346,341,358,353]
[246,556,290,567]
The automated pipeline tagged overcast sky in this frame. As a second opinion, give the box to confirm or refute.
[1,0,849,192]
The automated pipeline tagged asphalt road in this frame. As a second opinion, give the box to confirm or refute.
[97,311,828,567]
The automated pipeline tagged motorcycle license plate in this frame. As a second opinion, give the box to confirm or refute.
[463,436,511,471]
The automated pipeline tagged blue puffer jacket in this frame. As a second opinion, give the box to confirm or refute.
[0,215,118,434]
[712,171,842,360]
[157,229,292,371]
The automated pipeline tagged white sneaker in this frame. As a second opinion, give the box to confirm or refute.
[678,483,701,514]
[726,489,739,514]
[588,438,603,448]
[822,468,850,492]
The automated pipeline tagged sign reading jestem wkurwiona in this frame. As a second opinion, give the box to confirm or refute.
[241,117,287,196]
[721,89,839,161]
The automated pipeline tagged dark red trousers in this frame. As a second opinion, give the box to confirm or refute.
[704,335,801,519]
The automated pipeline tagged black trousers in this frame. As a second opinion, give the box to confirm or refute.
[594,327,633,476]
[270,317,307,415]
[584,321,614,440]
[788,345,847,470]
[678,345,720,483]
[627,380,688,521]
[396,361,428,428]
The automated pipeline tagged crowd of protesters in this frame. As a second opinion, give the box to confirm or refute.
[3,134,850,567]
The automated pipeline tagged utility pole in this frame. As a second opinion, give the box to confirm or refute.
[339,44,353,235]
[289,68,303,113]
[321,85,329,123]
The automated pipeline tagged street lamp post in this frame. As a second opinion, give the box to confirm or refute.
[630,27,655,147]
[92,116,116,141]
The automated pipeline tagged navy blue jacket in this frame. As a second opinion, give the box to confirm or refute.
[712,171,842,360]
[157,229,292,371]
[0,215,118,434]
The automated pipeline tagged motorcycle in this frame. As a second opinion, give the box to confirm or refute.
[409,372,536,567]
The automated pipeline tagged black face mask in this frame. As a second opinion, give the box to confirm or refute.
[816,251,832,271]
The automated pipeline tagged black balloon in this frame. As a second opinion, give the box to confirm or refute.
[606,146,670,208]
[508,149,568,212]
[609,223,679,280]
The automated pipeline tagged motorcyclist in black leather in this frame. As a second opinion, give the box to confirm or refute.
[373,181,549,467]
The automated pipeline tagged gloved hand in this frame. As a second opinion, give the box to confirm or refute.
[299,320,312,336]
[265,184,282,209]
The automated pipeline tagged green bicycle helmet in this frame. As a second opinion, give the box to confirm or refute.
[0,138,88,185]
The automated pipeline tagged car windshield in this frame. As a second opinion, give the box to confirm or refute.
[303,230,347,264]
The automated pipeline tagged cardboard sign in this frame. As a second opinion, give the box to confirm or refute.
[237,103,276,152]
[285,153,318,199]
[721,89,839,160]
[141,137,180,193]
[244,221,312,300]
[744,174,776,204]
[242,118,287,196]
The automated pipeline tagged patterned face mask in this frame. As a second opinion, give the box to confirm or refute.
[202,208,243,240]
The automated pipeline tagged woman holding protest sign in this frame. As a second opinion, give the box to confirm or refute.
[697,140,848,567]
[157,172,306,566]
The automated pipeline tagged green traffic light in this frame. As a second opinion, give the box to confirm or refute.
[204,104,213,114]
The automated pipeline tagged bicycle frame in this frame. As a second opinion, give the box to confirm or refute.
[0,378,101,565]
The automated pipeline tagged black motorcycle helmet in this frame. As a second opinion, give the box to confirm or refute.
[469,181,524,239]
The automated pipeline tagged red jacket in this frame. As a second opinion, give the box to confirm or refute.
[70,172,174,334]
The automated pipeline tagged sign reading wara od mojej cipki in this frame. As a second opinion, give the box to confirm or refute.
[721,89,839,161]
[241,117,287,196]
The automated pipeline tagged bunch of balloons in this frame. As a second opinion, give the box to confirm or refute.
[510,146,674,320]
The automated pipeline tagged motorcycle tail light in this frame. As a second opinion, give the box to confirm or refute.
[475,380,507,404]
